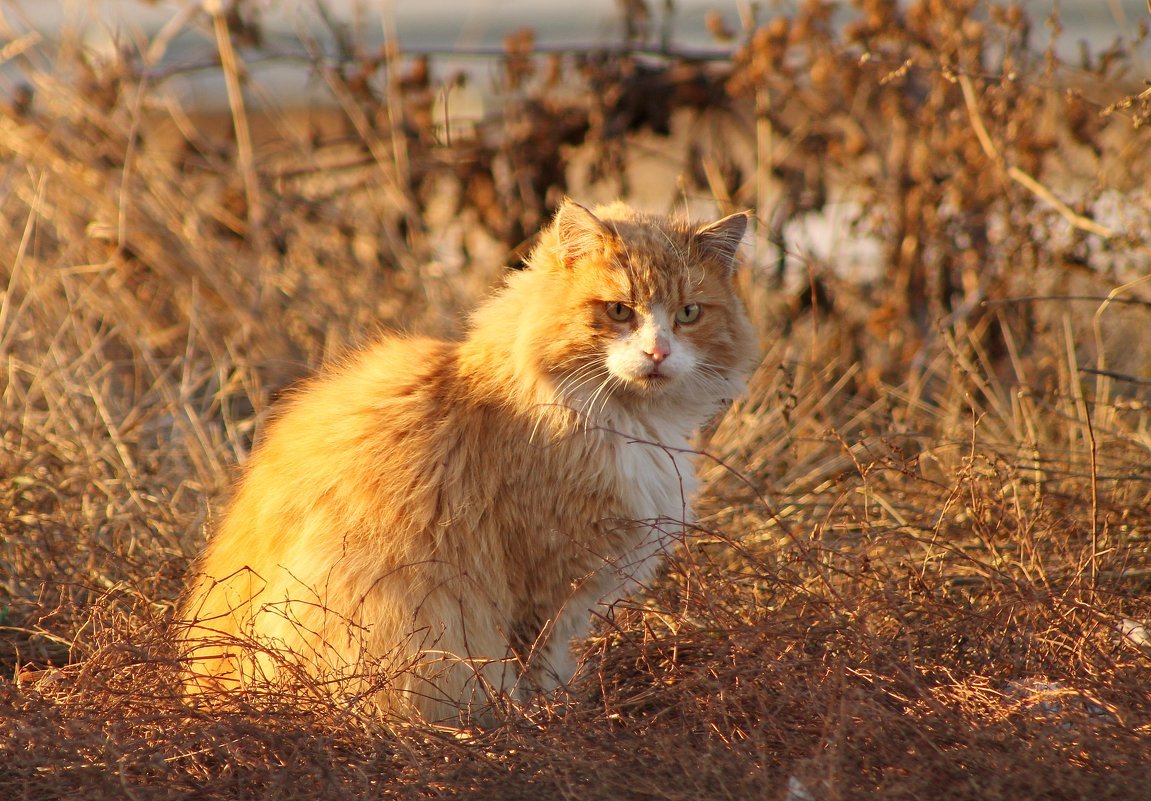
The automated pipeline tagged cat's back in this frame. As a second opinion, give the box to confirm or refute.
[255,336,450,469]
[208,335,459,558]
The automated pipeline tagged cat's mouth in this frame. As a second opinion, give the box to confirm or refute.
[602,357,680,393]
[632,368,673,389]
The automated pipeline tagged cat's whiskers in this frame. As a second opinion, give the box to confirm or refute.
[677,366,742,419]
[580,371,624,433]
[683,361,731,393]
[691,355,731,376]
[594,375,626,428]
[550,351,596,370]
[554,361,620,432]
[530,361,608,444]
[552,361,607,404]
[578,376,611,431]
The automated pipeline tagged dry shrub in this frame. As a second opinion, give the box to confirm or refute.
[3,1,1151,799]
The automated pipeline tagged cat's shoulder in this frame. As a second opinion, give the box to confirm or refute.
[276,335,459,421]
[360,334,453,367]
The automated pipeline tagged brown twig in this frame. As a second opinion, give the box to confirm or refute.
[207,0,263,237]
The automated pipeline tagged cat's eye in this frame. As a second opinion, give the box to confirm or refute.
[675,303,702,324]
[606,302,634,322]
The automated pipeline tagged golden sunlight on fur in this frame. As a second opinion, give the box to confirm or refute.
[176,199,759,724]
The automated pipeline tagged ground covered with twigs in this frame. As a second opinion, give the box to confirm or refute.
[3,1,1151,798]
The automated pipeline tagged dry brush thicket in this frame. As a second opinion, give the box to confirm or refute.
[3,0,1151,798]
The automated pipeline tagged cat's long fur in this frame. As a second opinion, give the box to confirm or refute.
[178,199,758,723]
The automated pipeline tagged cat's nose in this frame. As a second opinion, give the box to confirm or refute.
[644,339,671,364]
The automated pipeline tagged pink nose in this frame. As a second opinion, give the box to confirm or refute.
[645,340,671,364]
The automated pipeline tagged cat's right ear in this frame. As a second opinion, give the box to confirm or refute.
[552,199,614,269]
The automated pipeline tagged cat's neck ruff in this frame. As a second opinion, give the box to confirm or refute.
[597,392,700,579]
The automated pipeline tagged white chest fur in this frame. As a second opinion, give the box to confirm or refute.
[599,407,698,591]
[613,422,696,524]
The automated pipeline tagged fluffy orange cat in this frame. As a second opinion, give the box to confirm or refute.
[178,199,758,724]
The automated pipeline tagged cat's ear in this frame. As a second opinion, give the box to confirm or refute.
[552,199,614,268]
[694,211,750,276]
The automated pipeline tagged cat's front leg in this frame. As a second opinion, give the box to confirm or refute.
[515,579,614,699]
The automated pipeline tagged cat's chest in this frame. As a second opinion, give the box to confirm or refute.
[602,411,698,526]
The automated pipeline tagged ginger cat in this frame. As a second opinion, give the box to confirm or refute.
[178,199,758,724]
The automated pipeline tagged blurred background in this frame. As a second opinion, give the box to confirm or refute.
[3,3,1151,797]
[3,1,1148,109]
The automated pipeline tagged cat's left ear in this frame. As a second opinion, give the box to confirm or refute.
[694,211,750,276]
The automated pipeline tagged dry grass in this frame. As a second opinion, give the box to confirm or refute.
[4,1,1151,798]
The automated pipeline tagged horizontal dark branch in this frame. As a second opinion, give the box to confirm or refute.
[983,295,1151,309]
[1079,367,1151,386]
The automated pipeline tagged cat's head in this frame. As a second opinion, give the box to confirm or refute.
[511,199,758,422]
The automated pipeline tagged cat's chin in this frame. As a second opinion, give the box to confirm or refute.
[612,368,672,391]
[631,373,674,390]
[613,370,682,399]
